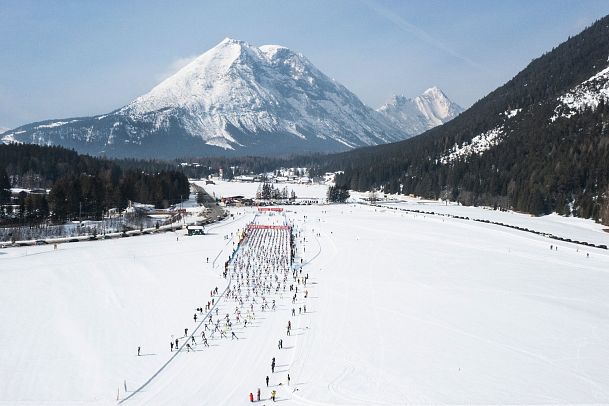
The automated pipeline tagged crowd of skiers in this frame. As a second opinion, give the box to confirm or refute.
[149,211,310,402]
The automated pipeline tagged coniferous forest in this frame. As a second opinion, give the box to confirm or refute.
[0,144,189,224]
[320,15,609,225]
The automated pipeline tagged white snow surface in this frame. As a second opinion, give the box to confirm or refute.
[2,200,609,404]
[1,133,22,144]
[504,108,521,118]
[373,197,609,247]
[552,65,609,120]
[35,120,80,129]
[377,86,463,136]
[439,125,504,164]
[194,179,328,200]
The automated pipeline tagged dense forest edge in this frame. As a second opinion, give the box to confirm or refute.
[0,144,189,225]
[324,15,609,226]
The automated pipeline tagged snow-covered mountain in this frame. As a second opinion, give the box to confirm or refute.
[2,38,405,158]
[377,87,463,136]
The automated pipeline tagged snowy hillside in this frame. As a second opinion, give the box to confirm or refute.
[552,65,609,120]
[439,125,504,163]
[2,38,405,158]
[378,86,463,136]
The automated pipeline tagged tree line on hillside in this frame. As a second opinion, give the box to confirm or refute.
[317,15,609,225]
[328,101,609,224]
[0,144,189,224]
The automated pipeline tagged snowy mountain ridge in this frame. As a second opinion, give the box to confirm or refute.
[3,38,407,158]
[377,86,464,136]
[120,37,403,150]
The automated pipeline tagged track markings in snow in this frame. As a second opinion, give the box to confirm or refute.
[121,209,319,404]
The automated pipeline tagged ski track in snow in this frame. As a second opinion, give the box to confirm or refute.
[118,214,248,403]
[1,198,609,404]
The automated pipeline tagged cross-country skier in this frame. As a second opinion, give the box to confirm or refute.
[137,346,141,356]
[231,331,238,340]
[266,376,269,387]
[170,342,174,352]
[271,389,277,401]
[287,373,291,385]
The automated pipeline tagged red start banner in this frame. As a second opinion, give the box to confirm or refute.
[247,224,290,230]
[257,207,284,212]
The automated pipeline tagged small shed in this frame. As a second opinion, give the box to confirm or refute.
[187,225,205,236]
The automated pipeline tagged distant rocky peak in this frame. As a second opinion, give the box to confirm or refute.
[377,87,463,136]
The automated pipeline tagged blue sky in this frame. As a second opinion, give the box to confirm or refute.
[1,0,608,128]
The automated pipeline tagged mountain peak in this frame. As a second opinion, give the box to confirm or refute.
[4,38,410,158]
[219,37,247,46]
[378,87,463,136]
[423,86,446,98]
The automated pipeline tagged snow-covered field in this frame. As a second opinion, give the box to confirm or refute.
[374,198,609,247]
[194,179,329,200]
[1,200,609,404]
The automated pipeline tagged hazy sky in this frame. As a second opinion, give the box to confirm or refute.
[1,0,608,128]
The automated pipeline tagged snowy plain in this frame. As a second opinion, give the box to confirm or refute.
[1,184,609,404]
[194,179,329,201]
[199,179,609,247]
